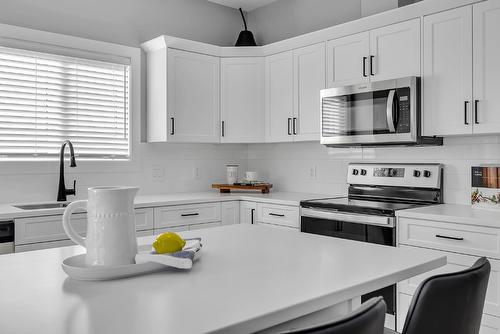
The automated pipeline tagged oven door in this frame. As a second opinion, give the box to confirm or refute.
[300,208,397,324]
[320,76,417,146]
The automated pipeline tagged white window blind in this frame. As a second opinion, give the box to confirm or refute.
[0,45,130,160]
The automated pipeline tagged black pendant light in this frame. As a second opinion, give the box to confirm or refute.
[235,8,257,46]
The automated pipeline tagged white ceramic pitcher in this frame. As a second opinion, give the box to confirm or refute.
[62,186,139,266]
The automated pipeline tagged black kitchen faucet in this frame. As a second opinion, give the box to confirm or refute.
[57,140,77,202]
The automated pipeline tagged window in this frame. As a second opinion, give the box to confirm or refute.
[0,46,130,160]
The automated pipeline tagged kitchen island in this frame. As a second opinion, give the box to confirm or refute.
[0,224,445,334]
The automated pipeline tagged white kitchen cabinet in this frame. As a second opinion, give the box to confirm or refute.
[154,203,221,229]
[326,32,370,88]
[473,0,500,134]
[240,201,257,225]
[220,58,265,143]
[293,43,325,141]
[423,6,473,136]
[221,201,240,225]
[15,239,78,253]
[327,19,420,88]
[166,49,220,143]
[265,51,294,142]
[256,203,300,229]
[135,208,154,231]
[369,18,420,82]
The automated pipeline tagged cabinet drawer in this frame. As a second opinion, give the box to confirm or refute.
[189,221,222,230]
[398,292,500,334]
[257,203,299,228]
[135,208,154,231]
[15,214,87,245]
[399,217,500,259]
[398,245,500,317]
[154,203,221,228]
[14,239,77,252]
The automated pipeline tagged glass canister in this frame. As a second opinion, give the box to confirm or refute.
[226,164,239,185]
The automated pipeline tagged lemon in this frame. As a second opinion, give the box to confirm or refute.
[152,232,186,254]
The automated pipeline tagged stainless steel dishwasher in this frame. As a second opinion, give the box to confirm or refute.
[0,221,14,254]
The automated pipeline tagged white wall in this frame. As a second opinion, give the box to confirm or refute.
[246,136,500,205]
[246,0,407,45]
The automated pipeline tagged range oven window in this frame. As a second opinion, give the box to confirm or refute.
[301,215,396,316]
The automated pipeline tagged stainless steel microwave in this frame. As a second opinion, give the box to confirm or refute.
[320,77,442,147]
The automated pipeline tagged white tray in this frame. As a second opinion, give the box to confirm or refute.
[62,239,202,281]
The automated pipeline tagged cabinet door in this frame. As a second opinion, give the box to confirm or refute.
[422,6,473,136]
[221,201,240,225]
[221,58,265,143]
[369,18,421,82]
[326,32,370,87]
[265,51,294,142]
[293,43,325,142]
[167,49,220,143]
[240,201,257,225]
[473,0,500,134]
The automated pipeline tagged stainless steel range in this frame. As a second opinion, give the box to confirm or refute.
[300,163,443,330]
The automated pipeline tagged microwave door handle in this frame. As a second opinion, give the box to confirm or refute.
[386,89,396,133]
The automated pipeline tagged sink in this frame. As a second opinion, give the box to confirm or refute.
[13,202,70,210]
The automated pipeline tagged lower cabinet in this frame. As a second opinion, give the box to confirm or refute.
[397,216,500,334]
[153,202,221,229]
[240,201,257,225]
[257,203,300,229]
[221,201,240,225]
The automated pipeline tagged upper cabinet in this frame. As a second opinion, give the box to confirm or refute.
[293,43,326,141]
[327,18,421,88]
[327,32,370,87]
[422,7,473,136]
[265,43,325,143]
[167,49,221,143]
[265,51,294,142]
[472,0,500,134]
[221,58,265,143]
[423,0,500,136]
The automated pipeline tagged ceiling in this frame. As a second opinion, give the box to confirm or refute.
[207,0,280,11]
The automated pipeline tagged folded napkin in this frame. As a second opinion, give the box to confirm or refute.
[135,238,202,270]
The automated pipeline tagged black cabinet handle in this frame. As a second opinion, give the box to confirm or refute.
[251,208,255,225]
[436,234,464,241]
[287,118,292,135]
[170,118,175,135]
[370,56,375,76]
[269,213,285,217]
[293,118,297,135]
[181,213,199,217]
[363,57,367,77]
[221,121,225,137]
[474,100,479,124]
[464,101,469,125]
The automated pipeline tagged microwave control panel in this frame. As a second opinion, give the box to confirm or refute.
[396,87,411,133]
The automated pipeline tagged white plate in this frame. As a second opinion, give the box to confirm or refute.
[62,240,202,281]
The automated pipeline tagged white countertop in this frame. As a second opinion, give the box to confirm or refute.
[396,204,500,228]
[0,191,330,221]
[0,224,445,334]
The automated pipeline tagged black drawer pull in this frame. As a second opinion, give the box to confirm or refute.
[436,234,464,241]
[269,213,285,217]
[181,213,199,217]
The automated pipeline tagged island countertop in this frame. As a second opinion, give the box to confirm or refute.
[0,224,446,334]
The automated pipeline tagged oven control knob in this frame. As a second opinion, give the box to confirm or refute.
[423,170,432,178]
[360,169,367,176]
[352,169,359,175]
[413,170,421,177]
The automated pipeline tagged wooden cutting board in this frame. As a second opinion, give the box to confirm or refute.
[212,183,273,194]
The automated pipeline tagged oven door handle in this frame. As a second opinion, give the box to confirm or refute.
[301,208,395,227]
[386,89,396,133]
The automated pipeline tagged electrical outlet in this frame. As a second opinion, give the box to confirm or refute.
[308,166,317,180]
[152,167,165,182]
[193,167,200,179]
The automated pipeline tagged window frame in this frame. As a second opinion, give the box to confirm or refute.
[0,23,141,174]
